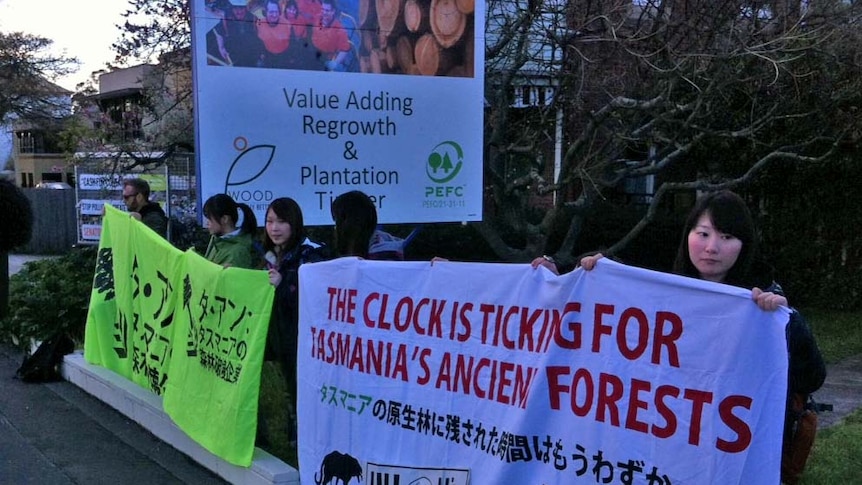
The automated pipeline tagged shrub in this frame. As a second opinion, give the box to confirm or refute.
[0,246,96,349]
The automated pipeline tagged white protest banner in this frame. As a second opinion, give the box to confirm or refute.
[78,173,126,191]
[298,258,789,484]
[80,224,103,241]
[79,199,126,216]
[189,0,484,225]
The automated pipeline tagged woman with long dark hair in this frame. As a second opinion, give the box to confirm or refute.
[202,193,258,268]
[330,190,377,258]
[540,190,825,482]
[260,197,325,443]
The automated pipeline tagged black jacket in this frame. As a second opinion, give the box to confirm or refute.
[754,266,826,397]
[266,241,327,375]
[786,310,826,395]
[138,202,168,238]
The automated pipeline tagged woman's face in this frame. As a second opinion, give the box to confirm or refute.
[265,208,292,247]
[285,4,297,19]
[206,215,225,236]
[687,212,743,283]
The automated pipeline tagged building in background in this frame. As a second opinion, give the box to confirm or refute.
[8,80,73,188]
[10,59,194,189]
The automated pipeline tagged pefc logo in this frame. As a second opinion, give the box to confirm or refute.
[426,141,464,184]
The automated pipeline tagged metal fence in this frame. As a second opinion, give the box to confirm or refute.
[73,154,197,247]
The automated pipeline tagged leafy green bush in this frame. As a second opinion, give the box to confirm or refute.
[0,246,96,349]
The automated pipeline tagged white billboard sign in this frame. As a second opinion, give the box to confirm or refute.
[190,0,484,225]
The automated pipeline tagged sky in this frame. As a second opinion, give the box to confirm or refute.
[0,0,130,92]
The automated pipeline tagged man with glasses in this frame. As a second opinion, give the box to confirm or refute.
[122,178,168,238]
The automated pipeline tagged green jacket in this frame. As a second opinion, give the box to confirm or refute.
[204,232,255,269]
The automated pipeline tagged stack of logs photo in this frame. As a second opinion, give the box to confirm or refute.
[357,0,475,76]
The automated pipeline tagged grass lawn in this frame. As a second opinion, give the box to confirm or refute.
[803,308,862,364]
[802,408,862,484]
[256,308,862,478]
[796,308,862,484]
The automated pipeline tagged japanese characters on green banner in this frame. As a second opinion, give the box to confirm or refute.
[84,205,274,466]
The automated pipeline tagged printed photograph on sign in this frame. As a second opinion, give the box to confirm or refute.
[191,0,484,225]
[203,0,474,76]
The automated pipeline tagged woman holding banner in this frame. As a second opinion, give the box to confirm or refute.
[260,197,326,444]
[532,190,826,482]
[532,191,788,311]
[203,194,258,268]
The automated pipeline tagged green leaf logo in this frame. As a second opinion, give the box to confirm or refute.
[426,141,464,184]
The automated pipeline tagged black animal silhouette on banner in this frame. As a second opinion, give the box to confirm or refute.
[315,450,363,485]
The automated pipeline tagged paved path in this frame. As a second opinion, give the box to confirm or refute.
[0,343,227,484]
[814,354,862,428]
[4,255,228,484]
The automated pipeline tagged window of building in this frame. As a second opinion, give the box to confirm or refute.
[16,131,47,154]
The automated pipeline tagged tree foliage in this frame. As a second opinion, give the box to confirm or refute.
[67,0,194,170]
[0,31,77,123]
[113,0,191,64]
[106,0,862,267]
[482,0,862,265]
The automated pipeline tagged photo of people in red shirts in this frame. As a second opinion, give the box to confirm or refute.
[204,0,475,77]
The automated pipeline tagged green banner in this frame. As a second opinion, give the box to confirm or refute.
[163,249,273,465]
[84,205,274,466]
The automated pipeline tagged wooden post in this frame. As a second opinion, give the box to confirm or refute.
[430,0,467,48]
[414,33,455,75]
[455,0,474,14]
[359,0,376,27]
[376,0,406,38]
[404,0,430,33]
[396,35,416,72]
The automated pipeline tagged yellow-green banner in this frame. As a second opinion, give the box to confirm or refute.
[84,205,274,466]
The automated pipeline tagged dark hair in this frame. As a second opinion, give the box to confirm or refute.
[263,197,306,254]
[0,179,33,251]
[331,190,377,258]
[672,190,757,288]
[203,193,257,235]
[123,178,151,199]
